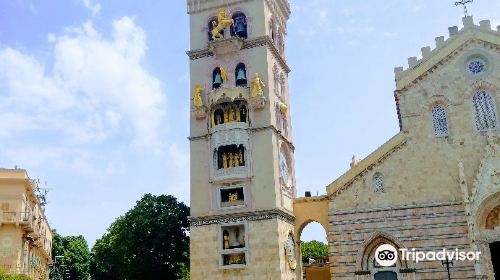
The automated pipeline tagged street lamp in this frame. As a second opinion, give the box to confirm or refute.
[442,256,453,280]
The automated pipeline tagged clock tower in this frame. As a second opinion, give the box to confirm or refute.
[187,0,297,279]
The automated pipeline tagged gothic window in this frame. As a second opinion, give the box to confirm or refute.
[467,58,486,76]
[213,67,222,89]
[216,145,246,170]
[472,90,498,131]
[208,18,221,41]
[431,105,448,137]
[213,108,225,126]
[269,20,275,41]
[373,173,385,193]
[235,63,247,87]
[231,12,248,39]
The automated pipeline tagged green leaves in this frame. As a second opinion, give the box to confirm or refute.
[90,194,190,280]
[50,232,91,280]
[301,240,328,263]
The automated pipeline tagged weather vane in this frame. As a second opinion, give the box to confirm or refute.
[455,0,473,17]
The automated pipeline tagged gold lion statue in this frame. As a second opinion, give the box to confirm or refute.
[212,9,234,40]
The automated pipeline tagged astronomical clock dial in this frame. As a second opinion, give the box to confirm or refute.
[279,150,289,184]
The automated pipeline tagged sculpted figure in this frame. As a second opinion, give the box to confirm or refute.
[251,73,265,97]
[220,66,229,85]
[224,110,229,123]
[222,153,228,169]
[238,150,243,165]
[228,153,234,168]
[229,192,238,202]
[234,153,240,166]
[192,84,205,107]
[211,9,234,40]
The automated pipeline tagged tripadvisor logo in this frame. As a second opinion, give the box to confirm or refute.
[374,243,482,267]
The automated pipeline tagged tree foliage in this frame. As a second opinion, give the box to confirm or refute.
[90,194,190,280]
[301,240,328,263]
[50,232,91,280]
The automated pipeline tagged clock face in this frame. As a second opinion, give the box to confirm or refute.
[279,150,289,183]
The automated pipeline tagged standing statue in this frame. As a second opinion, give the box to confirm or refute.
[222,153,228,169]
[211,9,235,40]
[234,153,240,167]
[228,153,234,168]
[192,84,205,107]
[251,73,265,97]
[238,150,243,165]
[220,66,229,85]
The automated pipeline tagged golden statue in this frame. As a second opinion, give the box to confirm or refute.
[220,66,229,85]
[222,153,228,169]
[228,192,238,202]
[211,9,234,40]
[192,84,205,107]
[223,231,230,249]
[251,73,265,97]
[224,110,229,123]
[228,153,234,168]
[234,153,240,166]
[230,107,237,122]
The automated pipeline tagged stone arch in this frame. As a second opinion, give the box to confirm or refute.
[355,232,409,271]
[475,191,500,231]
[293,196,329,241]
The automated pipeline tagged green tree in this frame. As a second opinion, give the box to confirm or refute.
[90,194,190,280]
[301,240,328,263]
[50,232,91,280]
[0,270,30,280]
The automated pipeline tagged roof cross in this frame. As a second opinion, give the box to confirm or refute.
[455,0,474,17]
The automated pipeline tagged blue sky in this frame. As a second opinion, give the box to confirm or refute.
[0,0,498,246]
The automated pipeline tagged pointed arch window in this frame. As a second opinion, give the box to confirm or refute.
[231,12,247,39]
[213,67,222,89]
[235,63,247,87]
[473,90,498,131]
[431,105,448,137]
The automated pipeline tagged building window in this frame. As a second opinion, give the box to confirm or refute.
[432,105,448,137]
[473,90,498,131]
[215,145,246,170]
[373,173,385,193]
[231,12,247,39]
[235,63,247,87]
[467,58,486,76]
[213,67,223,89]
[220,187,245,208]
[211,102,249,127]
[280,73,286,97]
[221,223,247,267]
[273,66,280,96]
[269,20,275,41]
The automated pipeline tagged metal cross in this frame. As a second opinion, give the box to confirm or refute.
[455,0,474,17]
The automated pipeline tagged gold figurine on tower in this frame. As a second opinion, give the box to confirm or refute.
[251,73,265,97]
[211,8,234,40]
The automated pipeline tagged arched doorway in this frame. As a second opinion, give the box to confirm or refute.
[294,196,329,280]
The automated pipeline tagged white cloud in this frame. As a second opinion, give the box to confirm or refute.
[82,0,101,16]
[0,17,166,149]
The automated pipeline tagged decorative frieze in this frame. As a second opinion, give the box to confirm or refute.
[189,209,295,227]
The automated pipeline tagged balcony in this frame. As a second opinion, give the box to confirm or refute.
[1,212,31,226]
[213,166,249,182]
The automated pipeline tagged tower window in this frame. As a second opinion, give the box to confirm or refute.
[467,58,486,76]
[273,66,280,96]
[431,105,448,137]
[373,173,385,193]
[220,223,247,267]
[211,102,249,127]
[213,67,222,89]
[220,187,245,208]
[235,63,247,87]
[231,12,247,39]
[473,90,498,131]
[280,73,286,97]
[216,145,246,170]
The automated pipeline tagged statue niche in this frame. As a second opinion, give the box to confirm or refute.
[216,145,246,170]
[220,187,244,208]
[221,224,246,250]
[211,101,249,127]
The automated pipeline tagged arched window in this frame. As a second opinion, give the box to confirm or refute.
[208,18,221,41]
[373,173,384,193]
[473,90,498,131]
[235,63,247,87]
[217,145,246,169]
[239,105,248,123]
[214,109,225,126]
[231,12,247,39]
[269,20,275,41]
[213,67,222,89]
[431,105,448,137]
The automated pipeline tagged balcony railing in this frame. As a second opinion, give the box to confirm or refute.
[0,212,31,224]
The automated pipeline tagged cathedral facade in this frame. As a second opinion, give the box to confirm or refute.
[187,0,500,279]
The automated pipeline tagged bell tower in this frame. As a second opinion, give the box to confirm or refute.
[187,0,297,279]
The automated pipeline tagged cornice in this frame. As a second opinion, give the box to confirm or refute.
[189,208,295,226]
[187,0,250,14]
[187,36,291,73]
[326,133,408,198]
